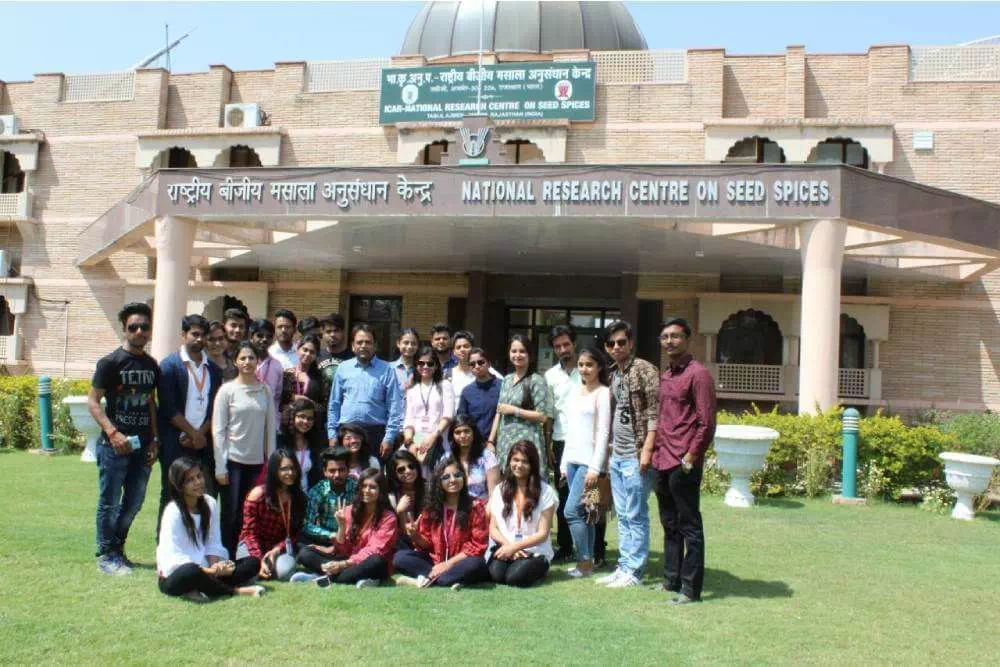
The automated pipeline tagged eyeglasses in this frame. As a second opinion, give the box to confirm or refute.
[605,338,629,348]
[127,323,151,333]
[395,463,416,473]
[416,360,437,368]
[470,359,488,367]
[440,472,464,482]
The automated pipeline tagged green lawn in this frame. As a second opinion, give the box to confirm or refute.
[1,449,997,665]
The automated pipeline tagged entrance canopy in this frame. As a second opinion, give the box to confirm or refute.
[77,164,1000,281]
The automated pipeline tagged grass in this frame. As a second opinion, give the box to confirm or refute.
[1,450,998,665]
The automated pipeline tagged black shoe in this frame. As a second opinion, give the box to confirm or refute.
[650,582,682,594]
[668,593,700,605]
[593,557,608,570]
[552,549,574,563]
[118,552,137,569]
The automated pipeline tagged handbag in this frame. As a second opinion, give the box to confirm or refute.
[581,388,613,525]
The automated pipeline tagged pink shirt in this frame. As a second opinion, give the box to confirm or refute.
[404,380,455,438]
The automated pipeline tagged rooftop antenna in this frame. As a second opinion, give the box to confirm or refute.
[165,24,170,71]
[476,0,484,113]
[133,26,196,70]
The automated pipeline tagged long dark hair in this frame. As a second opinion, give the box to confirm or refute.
[448,414,486,464]
[264,448,306,528]
[388,449,426,517]
[577,346,610,386]
[349,468,392,543]
[508,334,536,410]
[409,345,444,389]
[426,455,472,529]
[500,440,542,522]
[338,423,370,469]
[296,334,324,381]
[167,457,210,545]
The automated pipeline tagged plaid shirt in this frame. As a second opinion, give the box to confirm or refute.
[608,355,660,450]
[239,490,300,559]
[302,478,357,544]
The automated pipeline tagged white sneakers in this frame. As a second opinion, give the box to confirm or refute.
[596,568,641,588]
[355,578,379,589]
[595,569,622,585]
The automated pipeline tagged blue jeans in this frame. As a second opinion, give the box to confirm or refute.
[609,454,652,577]
[563,463,595,562]
[95,440,152,557]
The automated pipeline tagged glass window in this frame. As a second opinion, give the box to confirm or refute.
[537,309,567,327]
[349,295,402,361]
[570,310,603,328]
[508,308,532,327]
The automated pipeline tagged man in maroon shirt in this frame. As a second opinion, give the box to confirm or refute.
[652,317,717,604]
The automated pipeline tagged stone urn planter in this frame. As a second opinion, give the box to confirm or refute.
[939,452,1000,520]
[713,424,780,508]
[63,395,101,463]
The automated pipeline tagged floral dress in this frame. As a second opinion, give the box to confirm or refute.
[496,372,553,477]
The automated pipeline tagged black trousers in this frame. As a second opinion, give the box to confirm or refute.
[158,558,258,598]
[488,554,550,588]
[220,460,262,556]
[393,549,490,587]
[552,440,573,555]
[652,465,705,600]
[296,548,390,584]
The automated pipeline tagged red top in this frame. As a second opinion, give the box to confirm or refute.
[239,486,299,559]
[416,499,488,564]
[653,354,717,471]
[334,509,399,574]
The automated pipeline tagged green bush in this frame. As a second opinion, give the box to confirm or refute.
[0,376,90,451]
[858,411,956,499]
[938,412,1000,458]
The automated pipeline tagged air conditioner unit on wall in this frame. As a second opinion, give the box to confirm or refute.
[0,115,19,137]
[223,104,262,129]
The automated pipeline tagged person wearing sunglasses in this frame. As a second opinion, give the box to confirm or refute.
[387,449,426,546]
[89,302,162,576]
[456,347,502,444]
[393,456,490,590]
[294,468,397,587]
[600,320,660,589]
[402,346,455,466]
[488,334,554,478]
[447,332,501,413]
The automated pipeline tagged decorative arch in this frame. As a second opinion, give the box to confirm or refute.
[0,296,14,336]
[723,136,785,164]
[418,140,450,166]
[0,151,26,194]
[716,308,783,365]
[503,139,545,164]
[213,144,263,168]
[839,313,866,369]
[203,294,248,322]
[154,146,198,169]
[807,137,869,169]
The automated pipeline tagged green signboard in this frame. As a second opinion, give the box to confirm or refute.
[379,61,596,125]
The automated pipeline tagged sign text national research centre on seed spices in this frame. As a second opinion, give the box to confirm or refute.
[379,62,597,124]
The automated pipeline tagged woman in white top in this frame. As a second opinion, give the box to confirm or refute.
[156,457,264,599]
[213,342,277,553]
[487,441,557,588]
[560,347,611,579]
[402,346,455,465]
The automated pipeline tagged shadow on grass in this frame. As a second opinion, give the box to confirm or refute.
[702,568,793,601]
[757,498,805,510]
[978,511,1000,523]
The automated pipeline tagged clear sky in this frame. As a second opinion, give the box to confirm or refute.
[2,1,999,81]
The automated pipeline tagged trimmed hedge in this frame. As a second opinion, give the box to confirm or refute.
[0,376,90,451]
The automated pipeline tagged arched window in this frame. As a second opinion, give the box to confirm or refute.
[0,152,26,194]
[0,296,14,336]
[505,140,544,164]
[420,141,449,166]
[227,145,262,168]
[839,314,866,369]
[161,147,198,169]
[203,294,248,322]
[724,137,785,164]
[716,309,783,365]
[809,138,868,169]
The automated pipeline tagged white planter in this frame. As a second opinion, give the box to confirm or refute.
[939,452,1000,521]
[63,396,102,463]
[713,424,780,508]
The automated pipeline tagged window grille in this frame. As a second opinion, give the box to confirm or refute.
[305,58,390,92]
[592,50,686,84]
[909,46,1000,81]
[61,70,136,102]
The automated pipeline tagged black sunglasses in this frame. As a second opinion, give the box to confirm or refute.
[417,360,437,367]
[470,359,488,367]
[127,323,151,333]
[605,338,628,348]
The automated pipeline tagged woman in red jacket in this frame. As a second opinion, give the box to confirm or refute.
[394,455,490,590]
[237,449,306,581]
[294,468,397,588]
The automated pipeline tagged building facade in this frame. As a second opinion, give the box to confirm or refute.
[1,1,999,415]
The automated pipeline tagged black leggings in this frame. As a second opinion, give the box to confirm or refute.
[296,548,390,584]
[158,558,259,598]
[488,554,550,588]
[393,549,490,587]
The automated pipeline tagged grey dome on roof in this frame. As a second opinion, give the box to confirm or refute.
[400,1,647,58]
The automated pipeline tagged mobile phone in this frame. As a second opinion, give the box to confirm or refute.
[127,435,142,451]
[315,576,332,588]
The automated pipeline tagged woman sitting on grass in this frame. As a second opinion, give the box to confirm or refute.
[237,449,306,582]
[277,397,326,491]
[294,468,398,588]
[487,440,557,588]
[156,457,263,599]
[388,449,427,537]
[338,423,381,479]
[393,456,490,590]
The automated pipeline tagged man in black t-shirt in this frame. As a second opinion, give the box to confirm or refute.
[316,312,353,403]
[88,302,161,576]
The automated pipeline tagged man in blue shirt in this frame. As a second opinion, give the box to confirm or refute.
[326,324,403,462]
[457,347,501,442]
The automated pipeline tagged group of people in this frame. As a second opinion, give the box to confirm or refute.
[89,301,716,604]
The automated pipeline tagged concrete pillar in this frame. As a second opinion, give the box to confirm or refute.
[10,313,22,361]
[871,340,881,369]
[151,216,196,361]
[798,220,847,414]
[703,333,715,363]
